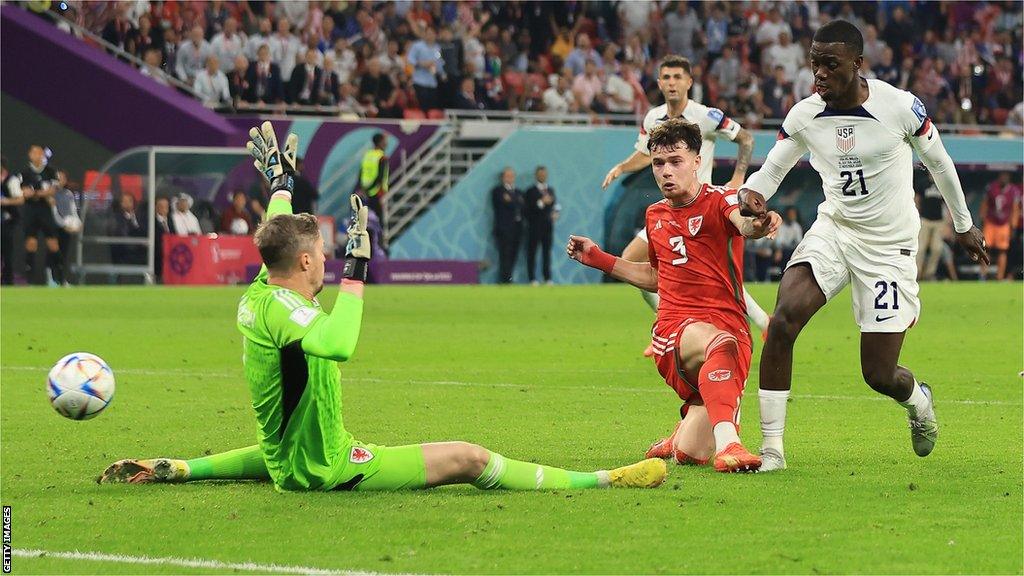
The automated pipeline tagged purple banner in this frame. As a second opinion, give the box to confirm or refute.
[372,260,479,284]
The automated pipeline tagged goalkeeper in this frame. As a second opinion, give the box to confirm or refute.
[100,123,666,492]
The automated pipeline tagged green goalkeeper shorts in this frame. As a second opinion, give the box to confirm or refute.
[329,442,427,491]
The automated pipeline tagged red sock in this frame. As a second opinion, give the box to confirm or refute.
[697,333,743,429]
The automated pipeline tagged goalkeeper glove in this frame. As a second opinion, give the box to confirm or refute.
[247,121,298,194]
[343,194,371,282]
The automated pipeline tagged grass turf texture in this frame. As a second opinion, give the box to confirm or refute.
[1,283,1021,575]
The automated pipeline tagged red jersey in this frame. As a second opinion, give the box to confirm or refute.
[646,183,747,336]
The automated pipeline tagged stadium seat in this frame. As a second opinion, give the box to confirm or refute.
[119,174,144,202]
[502,71,526,96]
[992,108,1009,125]
[403,109,426,120]
[84,170,112,192]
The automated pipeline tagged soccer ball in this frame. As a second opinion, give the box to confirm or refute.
[47,352,115,420]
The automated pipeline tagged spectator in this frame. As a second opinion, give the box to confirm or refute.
[245,44,284,104]
[359,58,399,118]
[13,145,61,285]
[454,76,484,110]
[194,55,232,109]
[337,82,365,117]
[491,167,523,284]
[883,6,916,56]
[170,193,202,236]
[288,49,324,105]
[980,172,1022,280]
[762,65,794,118]
[773,206,803,269]
[327,37,357,84]
[664,2,701,62]
[524,166,558,286]
[108,193,145,268]
[272,18,303,83]
[153,196,171,283]
[291,158,320,215]
[51,170,80,286]
[210,17,246,74]
[175,25,212,84]
[793,61,814,101]
[379,39,404,77]
[572,59,605,113]
[873,46,900,85]
[605,61,635,113]
[408,26,445,111]
[161,28,178,74]
[749,236,775,282]
[565,33,601,77]
[228,54,250,105]
[710,44,741,100]
[438,26,465,108]
[916,174,947,281]
[542,75,576,114]
[126,14,161,59]
[705,3,730,61]
[220,189,254,235]
[765,31,804,82]
[246,17,274,61]
[318,55,342,105]
[101,5,133,51]
[1,156,23,285]
[140,47,170,86]
[756,8,792,49]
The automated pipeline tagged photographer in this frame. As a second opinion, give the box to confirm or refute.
[13,145,62,285]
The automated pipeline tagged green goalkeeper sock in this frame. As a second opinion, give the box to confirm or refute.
[185,445,270,481]
[471,451,606,490]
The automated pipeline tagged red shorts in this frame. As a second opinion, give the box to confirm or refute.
[650,313,753,404]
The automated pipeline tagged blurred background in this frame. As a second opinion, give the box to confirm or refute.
[1,0,1021,286]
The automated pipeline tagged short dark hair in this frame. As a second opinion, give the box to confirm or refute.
[813,19,864,56]
[659,55,692,75]
[647,118,702,154]
[254,213,321,273]
[372,133,386,147]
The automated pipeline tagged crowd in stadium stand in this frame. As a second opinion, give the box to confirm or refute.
[45,0,1024,126]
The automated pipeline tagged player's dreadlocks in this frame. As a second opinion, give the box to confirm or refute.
[813,19,864,56]
[647,118,703,155]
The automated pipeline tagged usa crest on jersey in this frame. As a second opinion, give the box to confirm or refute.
[835,125,855,154]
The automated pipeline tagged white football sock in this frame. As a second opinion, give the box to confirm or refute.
[743,288,771,331]
[712,421,741,453]
[898,380,932,419]
[640,289,659,312]
[759,388,790,456]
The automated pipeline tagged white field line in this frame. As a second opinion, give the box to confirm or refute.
[3,365,1020,406]
[11,548,406,575]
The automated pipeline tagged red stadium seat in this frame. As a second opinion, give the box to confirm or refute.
[427,109,445,120]
[84,170,111,192]
[119,174,144,202]
[992,108,1009,125]
[502,71,525,96]
[403,109,426,120]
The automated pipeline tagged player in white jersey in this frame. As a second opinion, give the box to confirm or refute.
[738,21,989,471]
[601,55,771,353]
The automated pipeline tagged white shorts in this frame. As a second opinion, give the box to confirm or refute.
[635,228,648,242]
[787,217,920,333]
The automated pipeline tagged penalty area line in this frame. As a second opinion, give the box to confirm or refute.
[11,548,406,576]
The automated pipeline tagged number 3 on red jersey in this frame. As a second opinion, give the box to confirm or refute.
[668,236,688,265]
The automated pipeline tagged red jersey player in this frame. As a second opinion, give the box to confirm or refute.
[568,119,781,472]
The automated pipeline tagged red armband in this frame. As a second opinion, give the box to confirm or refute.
[585,246,617,275]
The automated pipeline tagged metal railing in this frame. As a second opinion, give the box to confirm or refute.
[384,126,456,241]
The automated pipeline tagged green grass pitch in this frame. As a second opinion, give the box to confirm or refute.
[2,283,1021,574]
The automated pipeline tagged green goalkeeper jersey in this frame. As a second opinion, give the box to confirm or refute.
[236,197,364,491]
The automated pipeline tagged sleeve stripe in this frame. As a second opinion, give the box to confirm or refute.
[914,117,932,137]
[777,127,790,140]
[717,116,732,131]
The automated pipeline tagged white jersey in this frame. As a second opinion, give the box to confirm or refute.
[634,100,742,184]
[745,79,937,245]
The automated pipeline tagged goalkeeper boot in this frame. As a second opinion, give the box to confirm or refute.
[757,447,787,472]
[908,382,938,457]
[605,458,668,488]
[98,458,189,484]
[645,420,683,459]
[713,443,762,473]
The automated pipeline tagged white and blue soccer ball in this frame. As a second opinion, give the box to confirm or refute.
[47,352,115,420]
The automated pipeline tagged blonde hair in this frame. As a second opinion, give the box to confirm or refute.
[253,213,321,273]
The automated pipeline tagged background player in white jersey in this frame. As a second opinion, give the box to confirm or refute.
[601,55,771,348]
[738,21,989,471]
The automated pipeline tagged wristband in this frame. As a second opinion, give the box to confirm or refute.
[343,257,369,283]
[587,247,617,275]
